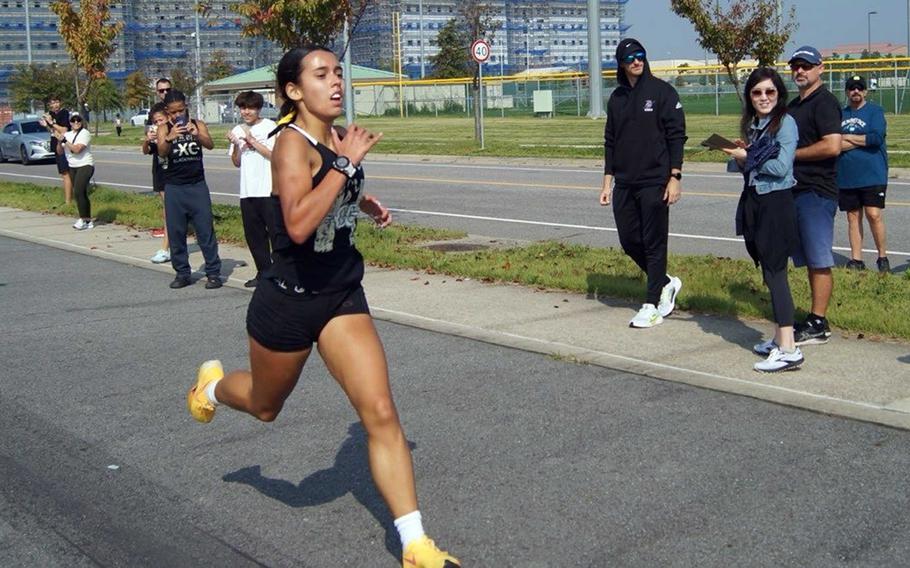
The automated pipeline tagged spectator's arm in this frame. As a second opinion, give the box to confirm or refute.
[660,89,687,171]
[795,133,841,161]
[758,117,798,178]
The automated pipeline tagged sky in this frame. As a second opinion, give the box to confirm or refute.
[624,0,910,60]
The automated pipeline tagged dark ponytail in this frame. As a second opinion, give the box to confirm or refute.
[268,45,335,138]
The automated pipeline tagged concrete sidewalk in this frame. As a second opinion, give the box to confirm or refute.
[2,206,909,430]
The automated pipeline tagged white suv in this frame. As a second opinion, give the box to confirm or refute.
[129,109,150,126]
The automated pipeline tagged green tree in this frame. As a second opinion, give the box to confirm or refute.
[204,50,236,83]
[49,0,124,105]
[671,0,797,101]
[169,68,198,99]
[216,0,373,50]
[86,77,122,134]
[124,70,153,109]
[8,64,76,112]
[429,18,471,79]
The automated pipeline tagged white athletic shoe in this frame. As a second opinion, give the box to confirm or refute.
[629,303,663,328]
[73,218,87,230]
[150,249,171,264]
[753,338,779,356]
[658,275,682,317]
[753,348,804,373]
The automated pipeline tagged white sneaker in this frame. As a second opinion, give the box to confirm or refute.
[85,220,94,229]
[629,303,663,328]
[73,218,87,230]
[753,338,779,356]
[150,249,171,264]
[658,275,682,317]
[753,348,804,373]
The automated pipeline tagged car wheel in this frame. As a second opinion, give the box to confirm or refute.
[0,146,5,162]
[20,145,30,165]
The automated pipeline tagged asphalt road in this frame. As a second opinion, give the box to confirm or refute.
[1,148,909,268]
[2,235,910,567]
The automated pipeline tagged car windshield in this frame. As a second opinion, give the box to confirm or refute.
[20,121,45,134]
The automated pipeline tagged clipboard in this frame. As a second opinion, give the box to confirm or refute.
[700,133,738,150]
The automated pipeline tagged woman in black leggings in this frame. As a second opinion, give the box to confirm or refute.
[56,114,94,230]
[723,67,803,373]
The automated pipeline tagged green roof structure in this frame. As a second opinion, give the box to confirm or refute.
[205,64,401,93]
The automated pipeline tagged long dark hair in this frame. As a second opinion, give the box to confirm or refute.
[740,67,789,140]
[269,45,335,137]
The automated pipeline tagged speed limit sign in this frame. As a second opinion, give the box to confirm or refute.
[471,39,491,63]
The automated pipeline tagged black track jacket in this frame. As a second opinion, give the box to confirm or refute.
[604,38,687,187]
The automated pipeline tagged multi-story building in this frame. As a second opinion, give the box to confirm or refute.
[0,1,283,101]
[351,0,630,78]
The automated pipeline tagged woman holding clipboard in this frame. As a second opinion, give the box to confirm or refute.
[721,67,803,373]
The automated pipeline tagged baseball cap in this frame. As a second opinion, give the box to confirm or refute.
[788,45,822,65]
[845,75,866,91]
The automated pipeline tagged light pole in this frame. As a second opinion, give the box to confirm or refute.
[192,2,203,120]
[418,0,425,78]
[868,11,878,54]
[585,0,604,117]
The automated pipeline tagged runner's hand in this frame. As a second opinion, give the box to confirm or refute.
[331,124,382,166]
[360,194,391,228]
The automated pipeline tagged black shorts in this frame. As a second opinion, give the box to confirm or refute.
[246,279,370,352]
[838,185,886,211]
[55,152,70,174]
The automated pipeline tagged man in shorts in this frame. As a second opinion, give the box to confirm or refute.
[41,95,72,204]
[837,75,889,273]
[786,45,842,345]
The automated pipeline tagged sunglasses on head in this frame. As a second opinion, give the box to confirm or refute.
[790,62,817,72]
[158,87,172,94]
[750,88,777,97]
[622,51,645,64]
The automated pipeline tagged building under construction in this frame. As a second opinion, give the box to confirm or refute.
[350,0,630,78]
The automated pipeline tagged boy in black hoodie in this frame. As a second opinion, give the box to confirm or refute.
[600,38,687,328]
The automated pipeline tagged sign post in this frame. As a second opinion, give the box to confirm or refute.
[471,39,491,150]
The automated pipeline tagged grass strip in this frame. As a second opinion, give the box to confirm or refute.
[2,180,908,340]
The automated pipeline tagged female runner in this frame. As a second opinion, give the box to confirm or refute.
[185,46,460,568]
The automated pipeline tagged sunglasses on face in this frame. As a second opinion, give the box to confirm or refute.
[790,62,817,72]
[158,87,172,94]
[70,118,82,123]
[750,88,777,98]
[848,86,865,92]
[622,51,645,64]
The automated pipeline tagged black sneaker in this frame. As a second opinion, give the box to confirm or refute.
[244,277,259,288]
[876,257,890,273]
[845,259,866,270]
[205,275,223,289]
[169,275,192,289]
[794,317,831,346]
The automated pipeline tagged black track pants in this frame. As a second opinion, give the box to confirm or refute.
[612,184,671,305]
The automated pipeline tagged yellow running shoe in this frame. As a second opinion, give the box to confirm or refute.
[402,535,460,568]
[187,360,223,423]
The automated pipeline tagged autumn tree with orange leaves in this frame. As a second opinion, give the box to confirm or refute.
[49,0,124,106]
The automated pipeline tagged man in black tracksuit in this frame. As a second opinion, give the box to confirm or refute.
[600,38,687,329]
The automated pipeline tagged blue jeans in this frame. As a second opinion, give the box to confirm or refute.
[791,190,836,269]
[164,180,222,278]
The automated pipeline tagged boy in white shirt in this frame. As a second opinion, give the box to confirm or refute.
[228,91,277,287]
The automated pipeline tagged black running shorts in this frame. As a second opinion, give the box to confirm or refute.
[246,279,370,352]
[838,185,886,211]
[55,152,70,174]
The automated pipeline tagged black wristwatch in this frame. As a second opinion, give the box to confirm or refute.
[670,172,682,181]
[332,155,357,178]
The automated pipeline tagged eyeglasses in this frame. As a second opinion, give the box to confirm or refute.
[622,51,645,64]
[750,88,778,98]
[847,86,865,92]
[157,87,172,94]
[70,118,82,123]
[790,62,817,72]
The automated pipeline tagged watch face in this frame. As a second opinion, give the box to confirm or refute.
[335,156,350,168]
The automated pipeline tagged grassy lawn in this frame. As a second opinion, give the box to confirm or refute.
[93,111,910,167]
[2,180,908,341]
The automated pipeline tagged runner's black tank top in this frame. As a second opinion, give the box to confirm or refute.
[263,124,365,293]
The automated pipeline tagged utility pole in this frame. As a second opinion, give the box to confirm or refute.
[418,0,425,78]
[343,19,354,125]
[24,0,32,65]
[586,0,604,117]
[193,2,203,120]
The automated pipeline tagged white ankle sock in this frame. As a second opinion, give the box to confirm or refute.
[204,379,220,406]
[394,510,425,549]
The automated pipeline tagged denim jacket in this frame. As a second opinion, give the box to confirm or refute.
[727,114,798,194]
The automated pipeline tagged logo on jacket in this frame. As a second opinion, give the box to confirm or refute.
[643,99,654,112]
